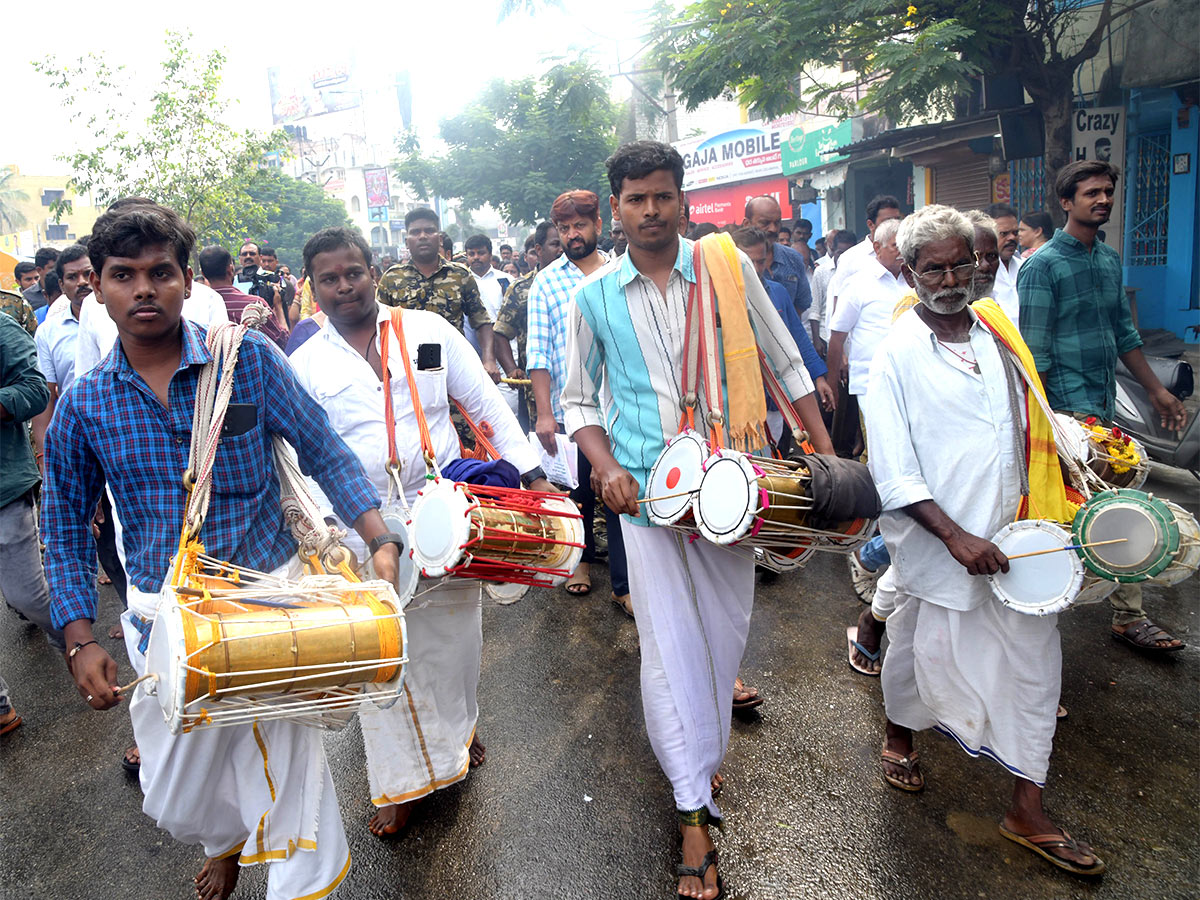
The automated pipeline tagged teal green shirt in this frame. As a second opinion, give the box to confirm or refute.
[0,313,49,507]
[1017,229,1141,420]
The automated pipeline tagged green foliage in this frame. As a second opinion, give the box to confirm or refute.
[0,168,29,232]
[244,170,355,270]
[34,30,286,248]
[393,60,621,226]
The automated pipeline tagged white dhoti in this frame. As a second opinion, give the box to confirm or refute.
[621,520,754,820]
[359,582,482,806]
[123,586,350,900]
[881,592,1061,786]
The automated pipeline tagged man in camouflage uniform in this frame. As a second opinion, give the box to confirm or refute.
[378,208,500,451]
[1,287,37,336]
[494,221,563,430]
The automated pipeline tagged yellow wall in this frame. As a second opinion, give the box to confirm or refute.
[1,166,102,254]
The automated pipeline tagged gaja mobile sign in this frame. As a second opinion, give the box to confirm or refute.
[674,115,802,192]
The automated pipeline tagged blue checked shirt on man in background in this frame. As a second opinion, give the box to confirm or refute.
[525,250,607,422]
[43,319,381,631]
[767,240,813,314]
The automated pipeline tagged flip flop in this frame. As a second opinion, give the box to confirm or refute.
[121,745,140,774]
[999,825,1106,877]
[847,625,881,677]
[732,677,764,711]
[611,593,634,618]
[676,848,723,900]
[0,711,22,736]
[564,566,591,596]
[880,745,924,792]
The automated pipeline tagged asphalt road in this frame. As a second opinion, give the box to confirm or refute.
[1,465,1197,900]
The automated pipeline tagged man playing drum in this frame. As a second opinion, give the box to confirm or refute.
[42,202,401,900]
[561,141,834,900]
[867,204,1104,876]
[290,227,554,838]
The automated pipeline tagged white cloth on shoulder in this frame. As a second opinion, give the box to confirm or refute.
[881,591,1060,786]
[622,520,754,819]
[123,563,350,900]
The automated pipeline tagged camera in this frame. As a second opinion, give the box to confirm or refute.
[239,264,281,304]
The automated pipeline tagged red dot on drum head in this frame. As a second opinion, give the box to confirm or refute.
[666,467,681,489]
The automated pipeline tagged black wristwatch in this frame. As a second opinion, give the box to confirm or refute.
[520,466,547,489]
[367,532,405,556]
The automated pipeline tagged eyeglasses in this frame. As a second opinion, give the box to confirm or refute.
[911,260,976,286]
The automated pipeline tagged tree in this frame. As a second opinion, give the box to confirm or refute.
[245,170,355,270]
[0,168,29,232]
[34,30,286,246]
[393,60,622,226]
[655,0,1156,220]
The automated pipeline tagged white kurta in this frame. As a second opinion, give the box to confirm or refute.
[992,255,1023,325]
[866,304,1058,785]
[828,261,908,398]
[291,304,539,808]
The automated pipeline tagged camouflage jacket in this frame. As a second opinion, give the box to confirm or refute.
[492,270,536,370]
[0,288,37,336]
[376,260,490,333]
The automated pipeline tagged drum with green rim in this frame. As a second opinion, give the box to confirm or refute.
[1071,489,1180,583]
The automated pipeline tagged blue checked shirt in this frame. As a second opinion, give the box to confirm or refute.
[525,251,606,422]
[43,320,380,629]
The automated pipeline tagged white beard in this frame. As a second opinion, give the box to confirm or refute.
[920,287,970,315]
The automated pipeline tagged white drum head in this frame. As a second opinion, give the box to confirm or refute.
[988,520,1084,616]
[647,431,707,526]
[144,598,187,734]
[409,481,473,577]
[365,512,420,608]
[484,581,530,603]
[695,453,759,545]
[538,495,587,576]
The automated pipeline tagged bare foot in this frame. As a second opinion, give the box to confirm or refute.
[98,572,112,585]
[469,733,486,767]
[194,855,239,900]
[368,800,415,837]
[677,824,720,899]
[108,622,124,639]
[852,606,884,674]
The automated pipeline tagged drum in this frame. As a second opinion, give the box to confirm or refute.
[1148,499,1200,587]
[988,520,1084,616]
[692,449,873,560]
[646,430,709,531]
[145,573,407,735]
[484,581,531,604]
[364,509,420,608]
[407,478,584,587]
[1056,414,1149,491]
[1072,489,1180,583]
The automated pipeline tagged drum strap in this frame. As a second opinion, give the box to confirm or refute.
[758,348,812,453]
[679,239,727,448]
[380,308,440,475]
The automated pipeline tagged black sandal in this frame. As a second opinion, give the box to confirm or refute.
[676,849,723,899]
[1111,620,1185,654]
[121,745,140,774]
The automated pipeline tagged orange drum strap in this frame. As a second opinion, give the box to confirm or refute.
[451,399,501,461]
[380,308,438,469]
[758,347,813,454]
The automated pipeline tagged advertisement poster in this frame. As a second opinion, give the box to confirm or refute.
[267,61,361,125]
[1072,106,1125,253]
[687,177,795,226]
[674,117,802,192]
[781,120,852,176]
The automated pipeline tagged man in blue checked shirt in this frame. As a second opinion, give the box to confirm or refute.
[42,201,399,900]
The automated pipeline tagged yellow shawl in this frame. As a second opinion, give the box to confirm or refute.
[973,298,1079,524]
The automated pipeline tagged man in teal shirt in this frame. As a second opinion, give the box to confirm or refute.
[1018,159,1187,654]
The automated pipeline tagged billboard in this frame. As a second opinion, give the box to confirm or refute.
[687,177,795,226]
[267,62,362,125]
[1072,106,1125,254]
[781,120,853,176]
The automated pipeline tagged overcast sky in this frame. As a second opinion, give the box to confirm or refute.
[6,0,672,174]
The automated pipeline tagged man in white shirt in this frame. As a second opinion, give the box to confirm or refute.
[986,202,1023,321]
[826,194,904,318]
[464,233,519,414]
[291,227,552,839]
[805,229,857,353]
[867,204,1103,877]
[826,219,906,413]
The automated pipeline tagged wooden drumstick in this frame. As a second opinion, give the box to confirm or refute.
[636,489,697,505]
[1006,538,1128,561]
[114,673,156,694]
[501,377,532,386]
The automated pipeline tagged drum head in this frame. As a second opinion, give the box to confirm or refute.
[409,481,474,577]
[538,495,587,576]
[695,453,759,544]
[484,581,531,602]
[1074,576,1118,607]
[144,599,187,734]
[1072,489,1179,582]
[365,513,420,608]
[1150,500,1200,587]
[988,520,1083,616]
[647,431,707,525]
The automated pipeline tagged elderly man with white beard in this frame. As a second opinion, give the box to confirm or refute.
[865,205,1105,878]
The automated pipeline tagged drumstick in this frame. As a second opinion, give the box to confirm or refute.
[635,489,697,505]
[501,377,532,386]
[114,673,155,695]
[1007,538,1128,561]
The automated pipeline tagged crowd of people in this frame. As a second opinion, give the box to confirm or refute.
[0,140,1191,900]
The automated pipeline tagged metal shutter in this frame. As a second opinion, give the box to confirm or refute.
[933,155,993,211]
